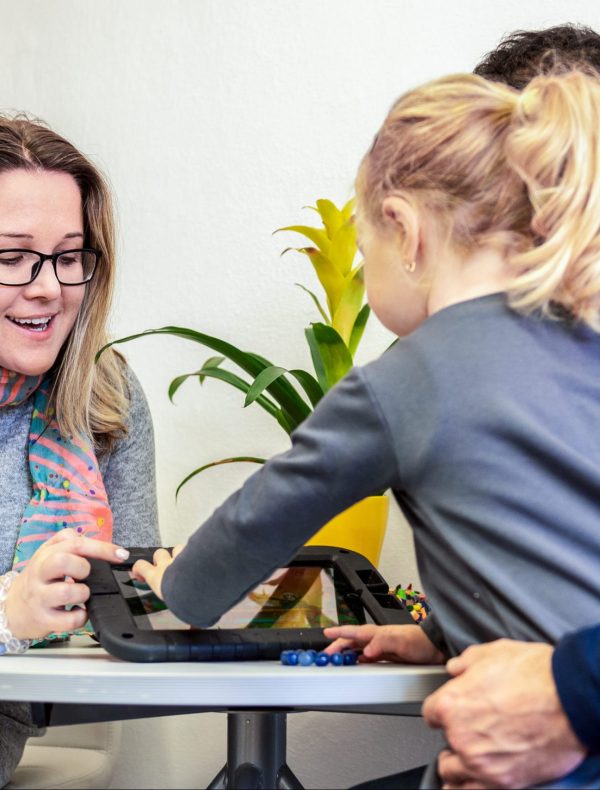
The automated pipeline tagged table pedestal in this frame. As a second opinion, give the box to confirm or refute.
[208,712,303,789]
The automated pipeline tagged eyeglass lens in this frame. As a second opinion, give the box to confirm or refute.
[0,250,97,285]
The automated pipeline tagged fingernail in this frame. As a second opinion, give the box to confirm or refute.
[115,548,130,560]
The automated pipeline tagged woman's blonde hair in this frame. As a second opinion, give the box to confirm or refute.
[357,68,600,330]
[0,116,128,450]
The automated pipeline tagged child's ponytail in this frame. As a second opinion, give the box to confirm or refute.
[505,70,600,327]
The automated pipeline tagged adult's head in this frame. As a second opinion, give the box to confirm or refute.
[474,23,600,88]
[356,68,600,335]
[0,116,126,448]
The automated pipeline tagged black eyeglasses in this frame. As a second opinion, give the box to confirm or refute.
[0,248,100,286]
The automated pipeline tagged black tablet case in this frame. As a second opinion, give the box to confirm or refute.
[87,546,413,662]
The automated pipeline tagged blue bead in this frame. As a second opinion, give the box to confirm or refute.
[298,650,315,666]
[287,651,299,665]
[315,652,330,666]
[330,652,344,666]
[280,650,293,665]
[342,650,358,665]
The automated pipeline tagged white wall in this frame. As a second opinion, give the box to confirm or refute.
[3,1,600,787]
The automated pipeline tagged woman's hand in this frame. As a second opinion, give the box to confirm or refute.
[4,528,130,640]
[131,545,185,600]
[323,623,446,664]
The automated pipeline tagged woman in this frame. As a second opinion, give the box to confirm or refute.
[0,117,159,786]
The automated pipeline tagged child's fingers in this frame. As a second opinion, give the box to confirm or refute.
[130,558,153,581]
[152,547,173,565]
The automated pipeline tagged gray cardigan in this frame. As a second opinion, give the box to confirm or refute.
[0,368,159,787]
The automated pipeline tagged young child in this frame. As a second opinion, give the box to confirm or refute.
[135,68,600,788]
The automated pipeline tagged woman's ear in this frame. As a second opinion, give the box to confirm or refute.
[381,194,420,265]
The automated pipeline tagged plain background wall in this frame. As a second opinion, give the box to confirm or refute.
[3,1,600,787]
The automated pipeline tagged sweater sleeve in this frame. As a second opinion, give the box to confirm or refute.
[101,368,160,548]
[552,625,600,753]
[162,366,399,627]
[419,612,452,659]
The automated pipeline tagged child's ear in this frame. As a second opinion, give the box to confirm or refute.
[381,194,420,263]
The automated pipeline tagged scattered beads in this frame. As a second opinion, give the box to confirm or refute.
[393,583,432,623]
[281,648,359,666]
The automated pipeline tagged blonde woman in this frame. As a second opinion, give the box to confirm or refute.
[0,117,159,786]
[135,68,600,788]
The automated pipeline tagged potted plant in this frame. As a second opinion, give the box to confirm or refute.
[101,198,389,565]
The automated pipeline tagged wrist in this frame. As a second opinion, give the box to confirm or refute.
[0,572,31,654]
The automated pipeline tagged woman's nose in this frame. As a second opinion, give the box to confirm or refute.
[22,259,61,299]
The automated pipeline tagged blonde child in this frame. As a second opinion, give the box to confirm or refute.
[136,68,600,788]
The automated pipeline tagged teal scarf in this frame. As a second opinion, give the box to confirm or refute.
[0,367,113,640]
[0,369,113,568]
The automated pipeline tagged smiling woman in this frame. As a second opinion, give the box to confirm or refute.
[0,117,160,787]
[0,170,88,376]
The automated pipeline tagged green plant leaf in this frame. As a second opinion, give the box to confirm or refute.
[169,372,197,402]
[305,322,353,392]
[348,303,371,358]
[176,456,266,499]
[331,266,365,346]
[242,351,312,430]
[245,365,287,407]
[288,369,323,408]
[168,356,225,400]
[316,199,344,238]
[274,225,331,256]
[170,366,283,425]
[198,356,225,383]
[294,283,330,324]
[97,327,311,430]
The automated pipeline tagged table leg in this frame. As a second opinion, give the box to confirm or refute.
[206,711,303,789]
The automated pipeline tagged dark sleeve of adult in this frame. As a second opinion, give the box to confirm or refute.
[102,367,160,548]
[162,366,399,628]
[552,624,600,752]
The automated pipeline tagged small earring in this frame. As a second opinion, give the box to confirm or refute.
[404,260,416,273]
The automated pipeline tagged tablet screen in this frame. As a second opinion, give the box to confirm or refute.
[113,565,363,630]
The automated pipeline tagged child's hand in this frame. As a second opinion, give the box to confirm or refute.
[131,545,185,600]
[323,623,445,664]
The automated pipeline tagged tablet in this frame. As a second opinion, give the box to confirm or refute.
[87,546,413,662]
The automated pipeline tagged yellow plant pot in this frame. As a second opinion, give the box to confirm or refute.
[305,495,389,567]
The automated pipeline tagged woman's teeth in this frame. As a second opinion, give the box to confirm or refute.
[10,316,52,331]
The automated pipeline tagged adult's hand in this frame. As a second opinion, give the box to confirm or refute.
[422,639,587,789]
[5,528,130,640]
[323,623,446,664]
